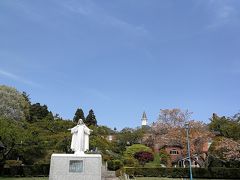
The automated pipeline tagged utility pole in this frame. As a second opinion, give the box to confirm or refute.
[185,122,193,180]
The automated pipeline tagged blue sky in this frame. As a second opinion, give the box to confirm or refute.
[0,0,239,129]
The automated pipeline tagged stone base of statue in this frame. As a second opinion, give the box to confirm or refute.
[49,153,102,180]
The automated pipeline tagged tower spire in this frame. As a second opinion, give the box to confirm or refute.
[141,111,148,126]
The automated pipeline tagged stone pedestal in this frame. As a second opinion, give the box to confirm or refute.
[49,153,102,180]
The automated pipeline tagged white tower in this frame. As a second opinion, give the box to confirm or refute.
[141,112,148,126]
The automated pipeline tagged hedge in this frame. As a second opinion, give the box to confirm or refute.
[124,167,240,179]
[1,164,50,177]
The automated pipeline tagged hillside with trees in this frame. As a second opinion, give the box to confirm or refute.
[0,84,239,176]
[0,85,114,169]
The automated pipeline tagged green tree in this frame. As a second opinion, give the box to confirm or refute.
[116,127,144,152]
[91,125,114,136]
[89,125,114,153]
[56,136,72,153]
[90,135,110,152]
[29,103,53,122]
[21,91,31,120]
[124,144,152,158]
[159,149,170,166]
[209,113,240,140]
[0,85,30,121]
[73,108,85,124]
[0,135,15,167]
[123,144,152,167]
[22,91,31,105]
[233,112,240,122]
[86,109,97,126]
[0,118,46,165]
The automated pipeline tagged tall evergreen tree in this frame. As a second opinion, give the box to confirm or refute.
[22,91,31,121]
[29,103,52,122]
[22,91,31,105]
[86,109,97,126]
[73,108,85,124]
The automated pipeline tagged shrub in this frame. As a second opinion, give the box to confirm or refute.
[5,160,22,167]
[159,149,170,166]
[107,160,123,171]
[2,164,50,177]
[124,144,152,158]
[134,151,154,167]
[115,168,123,177]
[123,157,138,167]
[124,167,240,179]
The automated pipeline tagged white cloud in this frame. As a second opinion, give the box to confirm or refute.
[218,6,235,19]
[63,0,94,16]
[0,69,41,88]
[62,0,147,36]
[205,0,238,29]
[3,0,44,23]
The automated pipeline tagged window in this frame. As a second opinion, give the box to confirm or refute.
[69,160,83,173]
[170,149,179,155]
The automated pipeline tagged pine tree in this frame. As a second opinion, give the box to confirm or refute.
[21,91,31,121]
[85,109,97,126]
[73,108,85,124]
[29,103,51,122]
[22,91,31,105]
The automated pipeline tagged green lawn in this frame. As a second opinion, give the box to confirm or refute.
[136,178,183,180]
[0,178,48,180]
[135,178,235,180]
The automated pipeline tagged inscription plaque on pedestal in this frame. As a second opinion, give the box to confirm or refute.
[69,160,83,173]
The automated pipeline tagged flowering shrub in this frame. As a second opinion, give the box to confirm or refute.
[134,151,154,167]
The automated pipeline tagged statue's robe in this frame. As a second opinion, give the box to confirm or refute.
[70,124,91,153]
[83,125,91,151]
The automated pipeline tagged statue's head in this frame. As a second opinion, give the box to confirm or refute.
[77,119,84,125]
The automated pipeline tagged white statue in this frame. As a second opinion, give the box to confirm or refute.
[70,119,92,154]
